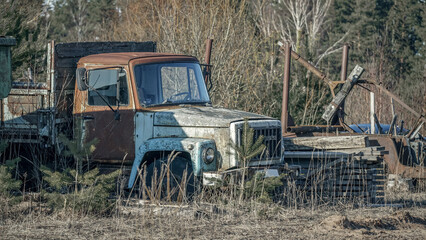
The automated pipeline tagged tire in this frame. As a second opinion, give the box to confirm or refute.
[143,156,194,201]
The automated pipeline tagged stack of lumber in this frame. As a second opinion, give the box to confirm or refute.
[283,135,385,203]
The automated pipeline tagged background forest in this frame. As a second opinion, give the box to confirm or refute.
[1,0,425,129]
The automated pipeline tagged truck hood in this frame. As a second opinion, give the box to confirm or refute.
[153,107,272,128]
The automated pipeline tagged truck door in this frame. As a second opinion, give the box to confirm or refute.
[81,67,135,163]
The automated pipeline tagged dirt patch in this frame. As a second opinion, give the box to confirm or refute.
[321,211,426,231]
[321,215,357,230]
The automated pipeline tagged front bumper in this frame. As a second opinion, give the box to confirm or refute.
[202,164,301,187]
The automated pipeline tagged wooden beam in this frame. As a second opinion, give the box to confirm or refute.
[370,92,376,134]
[322,65,364,123]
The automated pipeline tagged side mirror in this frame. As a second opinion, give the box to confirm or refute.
[201,64,213,92]
[76,68,88,91]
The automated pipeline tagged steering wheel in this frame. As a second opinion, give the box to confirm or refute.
[168,92,190,102]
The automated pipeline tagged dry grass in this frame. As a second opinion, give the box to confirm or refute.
[1,197,425,239]
[1,159,425,239]
[1,156,425,239]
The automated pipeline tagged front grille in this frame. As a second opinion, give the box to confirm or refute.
[235,122,282,162]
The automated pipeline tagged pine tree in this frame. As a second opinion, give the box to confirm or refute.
[232,118,266,202]
[0,0,48,81]
[48,0,118,42]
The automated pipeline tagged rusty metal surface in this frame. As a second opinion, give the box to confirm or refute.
[283,131,425,179]
[340,44,350,82]
[77,64,136,162]
[2,90,49,129]
[279,44,345,95]
[78,52,198,66]
[281,43,291,136]
[338,44,350,123]
[360,81,425,123]
[368,135,426,179]
[73,63,136,162]
[80,109,135,162]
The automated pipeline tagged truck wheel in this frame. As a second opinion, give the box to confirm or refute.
[144,156,194,201]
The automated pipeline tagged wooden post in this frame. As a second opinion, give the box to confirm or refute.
[370,92,376,134]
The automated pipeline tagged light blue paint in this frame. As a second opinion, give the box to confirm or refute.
[127,137,217,188]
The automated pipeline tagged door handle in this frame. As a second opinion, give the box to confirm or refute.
[83,115,95,120]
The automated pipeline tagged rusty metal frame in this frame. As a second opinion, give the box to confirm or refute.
[358,81,425,123]
[372,135,426,179]
[278,42,345,97]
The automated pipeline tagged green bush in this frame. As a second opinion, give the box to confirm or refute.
[41,166,121,215]
[0,158,22,198]
[0,141,22,198]
[244,172,284,203]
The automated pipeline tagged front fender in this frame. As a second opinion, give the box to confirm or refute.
[127,137,216,188]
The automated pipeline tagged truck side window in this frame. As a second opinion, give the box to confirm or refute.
[87,69,129,106]
[134,64,159,105]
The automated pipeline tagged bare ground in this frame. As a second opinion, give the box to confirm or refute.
[1,199,425,240]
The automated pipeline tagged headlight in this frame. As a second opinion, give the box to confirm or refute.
[202,147,215,164]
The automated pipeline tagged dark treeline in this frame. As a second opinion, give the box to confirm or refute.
[1,0,424,129]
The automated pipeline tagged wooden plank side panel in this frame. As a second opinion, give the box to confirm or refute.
[283,135,369,150]
[55,41,156,58]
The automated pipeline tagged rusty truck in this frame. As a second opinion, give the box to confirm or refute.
[1,40,287,196]
[5,40,419,203]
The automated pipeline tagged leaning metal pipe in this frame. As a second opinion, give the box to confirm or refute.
[338,44,350,122]
[340,44,349,82]
[281,43,291,136]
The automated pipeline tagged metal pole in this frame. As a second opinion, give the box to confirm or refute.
[336,44,350,123]
[340,44,350,82]
[282,43,291,136]
[204,39,213,85]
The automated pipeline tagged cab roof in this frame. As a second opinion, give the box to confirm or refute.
[78,52,199,65]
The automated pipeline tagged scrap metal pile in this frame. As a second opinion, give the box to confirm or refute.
[283,135,386,203]
[279,42,425,204]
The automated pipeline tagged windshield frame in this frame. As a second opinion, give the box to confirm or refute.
[132,61,211,108]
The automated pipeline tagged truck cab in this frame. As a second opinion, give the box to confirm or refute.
[74,52,284,188]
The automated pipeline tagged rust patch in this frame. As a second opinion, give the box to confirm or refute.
[80,109,135,163]
[370,135,426,179]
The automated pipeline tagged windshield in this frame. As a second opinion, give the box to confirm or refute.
[134,62,210,107]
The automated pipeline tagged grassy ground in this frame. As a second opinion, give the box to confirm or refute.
[1,195,425,240]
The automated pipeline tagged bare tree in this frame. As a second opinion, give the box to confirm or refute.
[69,0,88,42]
[253,0,346,66]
